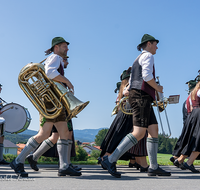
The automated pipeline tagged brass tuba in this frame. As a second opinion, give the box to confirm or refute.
[18,62,89,121]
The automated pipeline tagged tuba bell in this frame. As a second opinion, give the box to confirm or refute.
[18,62,89,121]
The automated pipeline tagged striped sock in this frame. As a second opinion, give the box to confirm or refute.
[108,133,138,163]
[67,140,73,165]
[16,137,39,164]
[33,139,54,161]
[57,139,69,169]
[147,137,158,170]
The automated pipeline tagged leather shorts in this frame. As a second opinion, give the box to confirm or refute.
[129,89,157,128]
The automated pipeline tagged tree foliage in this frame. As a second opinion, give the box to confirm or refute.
[158,134,178,154]
[72,145,88,161]
[94,128,109,146]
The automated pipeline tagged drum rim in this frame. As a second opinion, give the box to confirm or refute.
[1,103,31,134]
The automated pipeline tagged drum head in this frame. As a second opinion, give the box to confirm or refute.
[1,103,30,134]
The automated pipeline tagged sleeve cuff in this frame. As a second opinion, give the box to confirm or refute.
[143,75,153,82]
[46,70,60,79]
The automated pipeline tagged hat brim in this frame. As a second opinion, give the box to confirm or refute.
[50,41,70,51]
[138,39,159,48]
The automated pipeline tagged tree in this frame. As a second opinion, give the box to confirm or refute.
[95,128,109,146]
[90,150,100,159]
[73,145,88,161]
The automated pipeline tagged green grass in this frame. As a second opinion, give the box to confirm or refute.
[116,153,200,166]
[7,153,200,166]
[116,153,173,166]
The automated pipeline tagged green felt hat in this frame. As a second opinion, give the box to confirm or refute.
[51,37,69,51]
[114,82,121,93]
[186,80,196,92]
[138,34,159,48]
[45,37,69,55]
[120,70,130,81]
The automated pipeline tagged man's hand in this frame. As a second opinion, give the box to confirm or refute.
[123,89,129,96]
[0,111,2,115]
[53,74,74,94]
[156,85,163,93]
[147,79,163,93]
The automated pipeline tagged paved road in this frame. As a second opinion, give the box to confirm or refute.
[1,164,200,190]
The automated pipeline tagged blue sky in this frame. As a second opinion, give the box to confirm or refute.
[0,0,200,138]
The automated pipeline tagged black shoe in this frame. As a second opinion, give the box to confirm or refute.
[169,157,175,163]
[0,159,10,165]
[140,166,149,172]
[10,159,28,177]
[129,162,140,170]
[58,166,82,176]
[26,155,39,171]
[183,163,199,173]
[69,163,82,171]
[101,156,121,178]
[97,157,107,170]
[148,166,171,176]
[173,159,186,170]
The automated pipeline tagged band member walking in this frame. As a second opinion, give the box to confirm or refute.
[101,34,171,177]
[26,57,81,172]
[0,84,9,165]
[171,80,200,173]
[99,69,148,172]
[10,37,81,177]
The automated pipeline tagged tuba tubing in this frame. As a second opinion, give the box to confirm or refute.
[18,62,89,120]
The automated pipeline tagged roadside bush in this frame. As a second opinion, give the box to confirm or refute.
[3,154,17,161]
[72,145,88,161]
[90,150,100,159]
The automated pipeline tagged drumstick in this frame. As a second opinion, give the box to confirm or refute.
[1,106,14,113]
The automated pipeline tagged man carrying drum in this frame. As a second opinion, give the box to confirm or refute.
[10,37,81,177]
[0,84,9,165]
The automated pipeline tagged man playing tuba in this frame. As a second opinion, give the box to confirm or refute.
[10,37,81,177]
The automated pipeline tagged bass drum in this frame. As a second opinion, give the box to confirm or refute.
[0,117,5,136]
[0,103,31,134]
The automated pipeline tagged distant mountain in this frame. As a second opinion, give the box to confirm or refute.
[20,129,38,136]
[73,128,105,142]
[5,128,106,143]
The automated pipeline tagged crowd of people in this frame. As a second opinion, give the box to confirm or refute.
[0,34,199,179]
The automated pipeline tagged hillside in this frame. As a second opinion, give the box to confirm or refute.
[4,128,105,143]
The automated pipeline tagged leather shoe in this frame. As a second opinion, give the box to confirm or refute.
[0,159,10,165]
[173,159,186,170]
[183,162,199,173]
[69,163,82,171]
[26,155,39,171]
[148,166,171,176]
[140,165,149,172]
[97,157,107,170]
[58,166,82,176]
[169,157,175,163]
[10,159,28,177]
[129,162,140,170]
[101,156,121,178]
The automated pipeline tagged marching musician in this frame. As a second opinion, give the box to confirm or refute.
[10,37,81,177]
[101,34,171,177]
[0,84,9,165]
[26,56,81,172]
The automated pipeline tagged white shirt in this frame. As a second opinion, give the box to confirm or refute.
[44,54,64,79]
[138,50,154,82]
